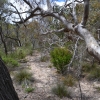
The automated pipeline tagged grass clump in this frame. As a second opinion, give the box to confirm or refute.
[40,55,49,62]
[82,63,100,81]
[2,56,19,67]
[88,68,100,80]
[95,87,100,92]
[25,87,34,93]
[82,63,93,73]
[63,74,76,87]
[14,70,32,84]
[10,46,33,59]
[50,47,72,74]
[52,84,70,98]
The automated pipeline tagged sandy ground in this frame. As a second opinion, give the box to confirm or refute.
[12,51,100,100]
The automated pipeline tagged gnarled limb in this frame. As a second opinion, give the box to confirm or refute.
[12,0,100,61]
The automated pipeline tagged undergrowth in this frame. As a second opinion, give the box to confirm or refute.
[50,47,72,74]
[52,83,71,98]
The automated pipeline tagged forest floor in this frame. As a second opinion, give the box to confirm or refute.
[12,51,100,100]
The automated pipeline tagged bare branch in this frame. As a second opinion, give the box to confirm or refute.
[72,0,78,25]
[67,37,79,71]
[12,7,42,23]
[42,28,65,35]
[10,3,24,23]
[23,0,32,9]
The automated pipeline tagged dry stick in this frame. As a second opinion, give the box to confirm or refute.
[77,42,84,100]
[64,37,80,74]
[78,78,83,100]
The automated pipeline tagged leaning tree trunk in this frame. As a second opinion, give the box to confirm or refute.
[0,26,8,55]
[0,57,19,100]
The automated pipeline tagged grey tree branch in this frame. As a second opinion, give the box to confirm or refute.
[12,0,100,61]
[10,3,24,23]
[42,28,65,35]
[23,0,32,9]
[72,0,78,25]
[68,37,79,70]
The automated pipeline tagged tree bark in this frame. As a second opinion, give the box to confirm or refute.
[0,57,19,100]
[0,26,8,55]
[75,24,100,61]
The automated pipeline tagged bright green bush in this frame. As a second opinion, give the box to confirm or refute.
[50,47,72,74]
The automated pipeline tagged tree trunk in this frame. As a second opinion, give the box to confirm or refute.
[75,24,100,61]
[0,26,8,55]
[0,57,19,100]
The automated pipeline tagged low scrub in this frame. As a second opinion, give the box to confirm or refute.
[52,84,71,98]
[95,87,100,92]
[25,87,34,93]
[14,70,32,84]
[82,63,100,81]
[50,47,72,74]
[10,46,33,59]
[63,74,76,87]
[88,68,100,80]
[2,56,19,68]
[82,63,92,73]
[40,55,49,62]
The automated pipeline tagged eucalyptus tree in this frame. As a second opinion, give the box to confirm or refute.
[0,0,99,99]
[10,0,100,61]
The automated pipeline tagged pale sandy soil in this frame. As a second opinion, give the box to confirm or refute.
[12,51,100,100]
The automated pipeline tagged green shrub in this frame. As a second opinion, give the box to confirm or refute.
[14,70,32,84]
[10,46,33,59]
[25,87,34,93]
[17,49,26,59]
[52,84,70,98]
[50,47,72,74]
[2,56,19,67]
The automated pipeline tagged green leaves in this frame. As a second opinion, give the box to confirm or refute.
[50,47,72,74]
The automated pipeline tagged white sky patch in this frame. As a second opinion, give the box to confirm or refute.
[41,4,48,11]
[54,1,65,6]
[8,0,66,23]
